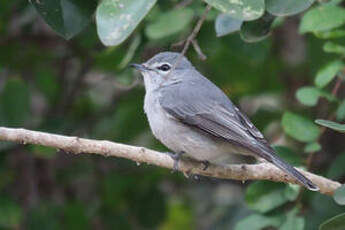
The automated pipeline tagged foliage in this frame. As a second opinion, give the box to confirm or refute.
[0,0,344,229]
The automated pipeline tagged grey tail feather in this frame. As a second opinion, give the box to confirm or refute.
[262,151,319,191]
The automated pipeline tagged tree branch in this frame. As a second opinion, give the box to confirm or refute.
[0,127,341,195]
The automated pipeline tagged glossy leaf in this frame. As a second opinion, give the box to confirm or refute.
[304,142,321,153]
[31,0,96,39]
[266,0,314,16]
[315,119,345,133]
[234,214,282,230]
[323,41,345,55]
[282,112,321,142]
[245,181,298,213]
[215,13,242,37]
[336,100,345,121]
[320,213,345,230]
[334,185,345,205]
[240,13,275,42]
[203,0,265,21]
[315,60,344,88]
[299,5,345,34]
[145,8,194,40]
[296,86,335,106]
[96,0,157,46]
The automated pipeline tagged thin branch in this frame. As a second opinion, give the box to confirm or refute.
[0,127,341,195]
[171,4,212,70]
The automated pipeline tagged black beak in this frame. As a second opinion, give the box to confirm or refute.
[130,63,149,72]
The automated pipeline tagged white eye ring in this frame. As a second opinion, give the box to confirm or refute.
[157,64,171,71]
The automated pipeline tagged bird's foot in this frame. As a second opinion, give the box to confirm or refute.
[201,160,210,171]
[167,151,185,172]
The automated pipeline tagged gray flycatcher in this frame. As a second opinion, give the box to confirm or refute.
[131,52,319,191]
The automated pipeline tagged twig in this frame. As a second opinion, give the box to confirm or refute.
[191,39,207,60]
[0,127,341,195]
[171,4,212,70]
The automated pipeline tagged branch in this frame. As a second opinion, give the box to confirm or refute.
[0,127,341,195]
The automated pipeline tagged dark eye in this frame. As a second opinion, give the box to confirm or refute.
[157,64,171,71]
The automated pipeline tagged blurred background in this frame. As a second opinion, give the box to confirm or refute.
[0,0,344,229]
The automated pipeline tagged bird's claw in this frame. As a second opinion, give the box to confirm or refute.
[201,160,210,171]
[167,151,184,172]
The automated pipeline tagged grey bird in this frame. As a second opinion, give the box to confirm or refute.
[131,52,319,191]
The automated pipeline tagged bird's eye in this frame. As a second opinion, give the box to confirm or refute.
[157,64,171,71]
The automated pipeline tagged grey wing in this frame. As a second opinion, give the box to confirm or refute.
[159,76,272,157]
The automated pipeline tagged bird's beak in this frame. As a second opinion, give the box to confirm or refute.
[130,63,150,72]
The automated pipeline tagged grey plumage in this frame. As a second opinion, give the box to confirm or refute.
[131,52,319,191]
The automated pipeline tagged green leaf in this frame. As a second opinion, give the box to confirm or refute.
[334,184,345,205]
[304,142,321,153]
[203,0,265,21]
[299,5,345,34]
[273,146,303,166]
[315,119,345,133]
[245,181,299,213]
[0,78,31,127]
[266,0,315,16]
[215,13,242,37]
[323,41,345,55]
[296,86,335,106]
[320,213,345,230]
[96,0,157,46]
[336,100,345,121]
[280,208,305,230]
[240,13,275,42]
[234,214,282,230]
[327,152,345,179]
[315,60,344,88]
[31,0,96,39]
[314,29,345,39]
[282,112,321,142]
[145,8,194,40]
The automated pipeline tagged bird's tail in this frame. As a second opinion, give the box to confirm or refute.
[260,149,319,191]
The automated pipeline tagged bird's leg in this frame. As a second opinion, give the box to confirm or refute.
[167,151,185,172]
[201,160,210,171]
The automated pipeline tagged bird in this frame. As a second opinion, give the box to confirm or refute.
[130,51,319,191]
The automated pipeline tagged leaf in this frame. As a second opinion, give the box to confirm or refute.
[280,208,305,230]
[282,112,321,142]
[336,100,345,121]
[203,0,265,21]
[273,146,303,166]
[314,29,345,39]
[315,60,344,88]
[240,13,275,42]
[315,119,345,133]
[215,13,242,37]
[304,142,321,153]
[0,78,31,127]
[266,0,315,16]
[323,41,345,55]
[245,181,299,213]
[327,153,345,179]
[96,0,157,46]
[334,184,345,205]
[234,214,282,230]
[296,86,335,106]
[31,0,96,39]
[319,213,345,230]
[299,5,345,34]
[145,8,194,40]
